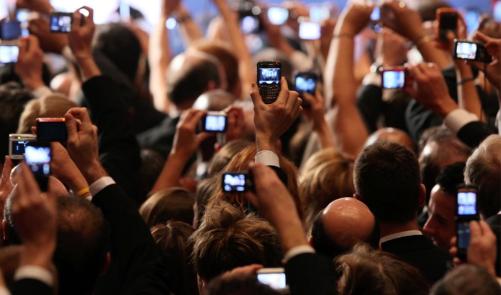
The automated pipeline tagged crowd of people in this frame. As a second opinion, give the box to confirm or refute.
[0,0,500,294]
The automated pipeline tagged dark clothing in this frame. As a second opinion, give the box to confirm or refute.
[456,121,497,148]
[381,235,451,284]
[137,116,179,158]
[10,279,52,295]
[486,214,501,275]
[285,253,337,295]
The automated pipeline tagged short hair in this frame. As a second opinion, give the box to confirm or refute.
[151,221,197,295]
[17,93,77,133]
[354,142,421,223]
[299,148,355,229]
[191,202,281,281]
[336,244,429,295]
[430,265,501,295]
[140,187,195,227]
[194,177,218,229]
[464,135,501,218]
[207,275,283,295]
[0,82,34,160]
[208,140,252,177]
[139,149,165,195]
[435,162,465,196]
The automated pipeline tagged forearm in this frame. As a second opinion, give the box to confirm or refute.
[414,36,451,69]
[332,102,368,157]
[314,118,335,149]
[151,152,190,194]
[176,5,203,46]
[149,16,172,112]
[76,56,101,81]
[455,63,482,119]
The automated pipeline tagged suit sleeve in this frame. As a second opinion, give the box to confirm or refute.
[285,253,337,295]
[10,279,52,295]
[456,121,496,148]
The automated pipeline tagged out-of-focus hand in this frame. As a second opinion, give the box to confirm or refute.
[50,142,88,193]
[244,164,307,252]
[336,1,374,36]
[68,7,95,61]
[12,164,57,269]
[467,220,497,275]
[381,1,424,42]
[225,106,246,142]
[0,157,14,218]
[250,77,302,152]
[302,91,326,130]
[171,109,211,159]
[162,0,181,17]
[28,17,68,53]
[473,32,501,91]
[16,0,52,14]
[220,264,263,280]
[407,63,458,117]
[379,28,409,67]
[15,36,45,90]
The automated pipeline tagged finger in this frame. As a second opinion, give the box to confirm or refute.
[28,36,41,55]
[72,11,82,32]
[469,220,481,239]
[17,164,39,200]
[303,93,316,104]
[1,156,13,184]
[250,83,265,109]
[286,90,299,113]
[276,77,290,105]
[196,132,213,146]
[479,220,495,239]
[244,191,259,209]
[67,107,93,131]
[473,31,492,44]
[80,6,94,22]
[65,113,79,145]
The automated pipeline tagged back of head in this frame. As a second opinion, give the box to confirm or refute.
[365,128,416,154]
[93,23,142,82]
[140,187,195,227]
[300,148,355,229]
[430,265,501,295]
[464,135,501,218]
[0,82,34,160]
[191,202,281,281]
[193,89,237,112]
[336,244,429,295]
[208,140,253,177]
[354,142,421,223]
[194,177,218,228]
[17,93,77,133]
[207,275,283,295]
[54,197,109,295]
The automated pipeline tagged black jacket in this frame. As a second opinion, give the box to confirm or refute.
[456,121,496,148]
[486,214,501,275]
[10,279,52,295]
[285,253,337,295]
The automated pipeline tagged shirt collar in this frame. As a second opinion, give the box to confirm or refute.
[379,230,423,246]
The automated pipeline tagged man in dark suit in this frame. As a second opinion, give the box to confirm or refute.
[354,142,451,283]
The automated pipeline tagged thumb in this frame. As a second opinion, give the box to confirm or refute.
[65,113,78,144]
[250,83,265,109]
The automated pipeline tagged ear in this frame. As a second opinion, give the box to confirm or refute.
[418,183,426,208]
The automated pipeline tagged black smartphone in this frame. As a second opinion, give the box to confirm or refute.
[24,143,51,191]
[381,67,407,89]
[257,61,281,104]
[438,10,458,42]
[200,112,228,133]
[50,12,73,33]
[257,268,287,291]
[36,118,68,143]
[222,172,253,193]
[456,185,480,260]
[453,40,492,63]
[9,134,37,160]
[0,20,22,40]
[0,43,19,65]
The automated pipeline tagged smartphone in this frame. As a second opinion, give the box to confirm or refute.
[257,268,287,291]
[0,44,19,65]
[267,7,289,26]
[298,19,321,40]
[453,40,492,63]
[456,185,480,260]
[437,9,458,42]
[200,112,228,133]
[239,3,262,35]
[381,67,407,89]
[295,72,317,95]
[50,12,73,33]
[222,172,253,193]
[9,134,37,160]
[24,143,51,191]
[0,20,22,40]
[257,61,281,104]
[310,5,331,23]
[36,118,68,143]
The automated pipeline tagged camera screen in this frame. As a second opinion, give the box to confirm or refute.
[223,173,248,192]
[50,14,72,33]
[0,45,19,64]
[267,7,288,25]
[496,1,501,22]
[299,21,321,40]
[456,42,477,60]
[295,75,316,94]
[1,21,22,40]
[257,272,287,290]
[457,222,471,249]
[204,115,227,132]
[25,145,51,177]
[258,67,280,86]
[382,71,405,89]
[11,140,30,156]
[240,15,259,34]
[457,191,477,216]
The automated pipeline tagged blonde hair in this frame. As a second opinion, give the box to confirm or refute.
[17,94,76,133]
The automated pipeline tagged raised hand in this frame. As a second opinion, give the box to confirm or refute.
[15,36,45,90]
[50,142,89,195]
[68,7,95,60]
[381,1,423,43]
[16,0,52,14]
[0,157,14,218]
[336,1,374,36]
[473,32,501,91]
[171,109,211,159]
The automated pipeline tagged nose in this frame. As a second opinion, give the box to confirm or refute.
[423,219,434,236]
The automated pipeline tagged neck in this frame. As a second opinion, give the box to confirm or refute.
[379,219,420,238]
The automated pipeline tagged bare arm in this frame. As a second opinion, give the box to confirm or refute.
[455,62,483,119]
[176,4,203,46]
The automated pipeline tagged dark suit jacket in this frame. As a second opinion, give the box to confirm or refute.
[381,235,450,284]
[10,279,52,295]
[92,184,170,295]
[137,116,179,158]
[285,253,337,295]
[486,214,501,275]
[456,121,496,148]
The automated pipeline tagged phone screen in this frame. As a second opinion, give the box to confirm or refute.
[382,70,405,89]
[257,272,287,290]
[299,21,321,40]
[0,45,19,64]
[455,42,477,60]
[295,74,317,94]
[222,173,250,193]
[240,15,259,34]
[310,6,330,22]
[267,7,289,25]
[203,114,227,133]
[50,13,73,33]
[24,144,51,191]
[457,191,477,217]
[258,67,280,86]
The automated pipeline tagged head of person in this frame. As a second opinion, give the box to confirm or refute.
[192,41,241,98]
[151,221,197,295]
[423,162,465,250]
[310,198,376,259]
[430,265,501,295]
[4,195,109,295]
[191,202,281,290]
[464,135,501,218]
[194,177,218,229]
[17,93,77,134]
[299,148,355,230]
[208,140,253,177]
[207,275,283,295]
[365,128,416,154]
[139,149,165,195]
[354,142,425,225]
[193,89,237,112]
[167,50,224,110]
[419,126,471,200]
[0,82,34,161]
[336,244,430,295]
[139,187,195,227]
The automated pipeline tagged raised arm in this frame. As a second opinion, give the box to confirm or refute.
[175,3,203,46]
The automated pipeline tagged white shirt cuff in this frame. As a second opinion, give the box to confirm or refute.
[255,150,280,168]
[32,86,52,98]
[14,266,53,287]
[443,109,479,135]
[0,287,10,295]
[282,245,315,264]
[89,176,116,198]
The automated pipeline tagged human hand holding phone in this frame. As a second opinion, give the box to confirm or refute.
[472,32,501,92]
[171,109,211,160]
[15,36,45,90]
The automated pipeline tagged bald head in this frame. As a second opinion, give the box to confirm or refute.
[320,197,375,249]
[365,128,415,153]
